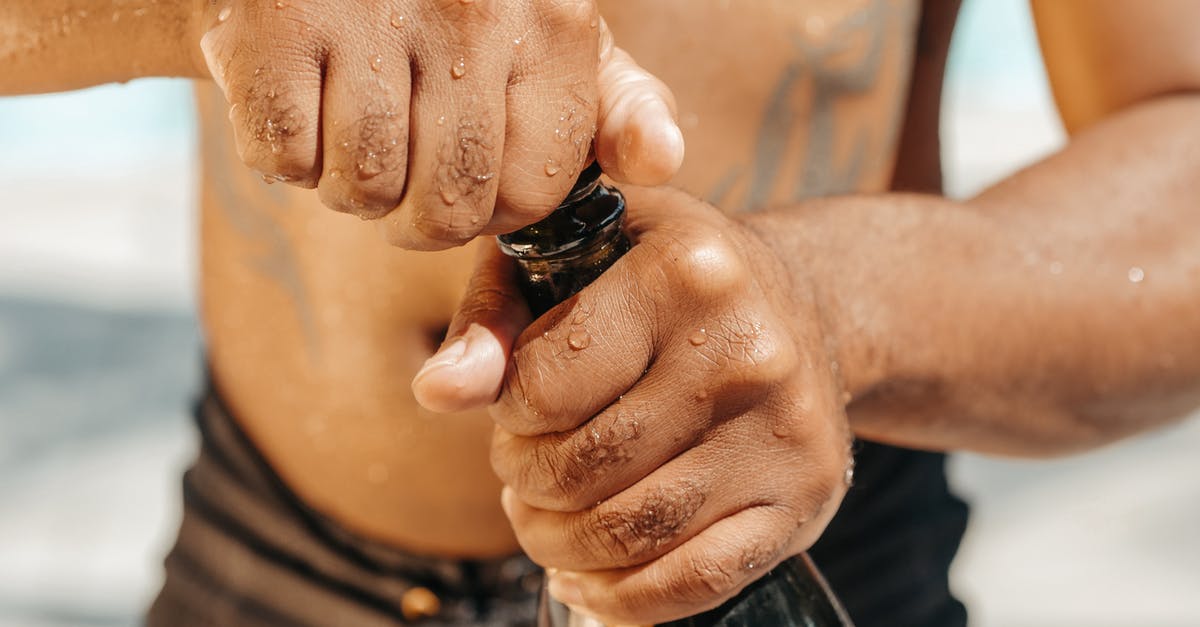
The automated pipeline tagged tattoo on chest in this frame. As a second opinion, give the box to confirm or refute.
[712,0,919,210]
[201,86,320,358]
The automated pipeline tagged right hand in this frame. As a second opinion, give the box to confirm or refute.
[192,0,684,249]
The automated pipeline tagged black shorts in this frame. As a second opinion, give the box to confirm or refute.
[149,384,967,626]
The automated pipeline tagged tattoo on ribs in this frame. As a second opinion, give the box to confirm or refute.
[201,86,320,358]
[711,0,918,210]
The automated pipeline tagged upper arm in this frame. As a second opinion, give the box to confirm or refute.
[1031,0,1200,133]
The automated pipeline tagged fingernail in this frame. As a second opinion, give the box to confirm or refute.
[548,571,585,607]
[414,338,467,380]
[621,99,685,184]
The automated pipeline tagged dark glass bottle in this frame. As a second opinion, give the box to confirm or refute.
[497,165,854,627]
[496,163,630,316]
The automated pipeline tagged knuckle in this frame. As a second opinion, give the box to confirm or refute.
[583,482,706,566]
[409,208,486,246]
[524,439,589,509]
[664,235,748,301]
[327,103,409,201]
[227,71,314,177]
[682,554,741,604]
[705,315,797,385]
[317,183,393,219]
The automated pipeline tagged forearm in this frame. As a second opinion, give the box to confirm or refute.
[746,93,1200,457]
[1,0,205,95]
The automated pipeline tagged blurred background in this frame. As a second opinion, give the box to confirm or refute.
[1,1,1197,625]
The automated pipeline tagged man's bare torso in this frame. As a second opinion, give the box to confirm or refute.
[197,0,942,557]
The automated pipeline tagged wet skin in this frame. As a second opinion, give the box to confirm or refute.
[4,0,1200,623]
[197,0,928,557]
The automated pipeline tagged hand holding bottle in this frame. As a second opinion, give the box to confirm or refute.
[413,186,855,625]
[194,0,684,249]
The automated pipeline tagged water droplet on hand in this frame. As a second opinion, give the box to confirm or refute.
[544,160,560,177]
[567,329,591,351]
[1128,266,1145,283]
[217,6,232,22]
[450,57,467,79]
[689,329,708,346]
[275,1,286,8]
[390,13,405,28]
[440,188,460,205]
[370,55,383,72]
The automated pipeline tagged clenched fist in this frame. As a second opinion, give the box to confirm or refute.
[413,186,855,624]
[193,0,684,248]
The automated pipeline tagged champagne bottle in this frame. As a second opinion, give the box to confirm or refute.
[497,164,854,627]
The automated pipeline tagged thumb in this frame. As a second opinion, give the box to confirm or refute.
[594,19,686,186]
[412,242,532,414]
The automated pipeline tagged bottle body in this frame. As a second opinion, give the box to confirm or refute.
[536,554,852,627]
[498,166,853,627]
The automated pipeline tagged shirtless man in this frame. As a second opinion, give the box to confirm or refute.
[4,0,1199,625]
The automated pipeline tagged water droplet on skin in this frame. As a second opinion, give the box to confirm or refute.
[370,55,383,72]
[844,461,856,486]
[1049,261,1064,275]
[696,390,708,401]
[544,161,560,177]
[689,328,708,346]
[440,188,460,205]
[451,58,467,79]
[267,89,276,99]
[390,13,405,28]
[470,216,480,225]
[262,175,277,185]
[1128,266,1145,283]
[275,1,286,8]
[330,170,341,180]
[460,0,476,4]
[567,329,591,350]
[840,390,853,405]
[589,18,598,28]
[437,115,446,126]
[217,6,232,22]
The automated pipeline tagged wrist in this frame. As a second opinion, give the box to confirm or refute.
[736,201,887,404]
[737,194,973,405]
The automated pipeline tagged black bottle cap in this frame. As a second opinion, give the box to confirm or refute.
[497,162,623,258]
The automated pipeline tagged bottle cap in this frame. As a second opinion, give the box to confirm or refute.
[497,163,623,259]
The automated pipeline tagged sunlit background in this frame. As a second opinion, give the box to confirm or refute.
[2,1,1198,625]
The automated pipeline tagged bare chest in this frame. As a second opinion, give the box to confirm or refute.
[602,0,922,210]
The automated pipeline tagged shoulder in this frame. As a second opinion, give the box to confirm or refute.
[1031,0,1200,132]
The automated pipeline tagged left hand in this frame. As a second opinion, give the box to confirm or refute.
[412,186,853,625]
